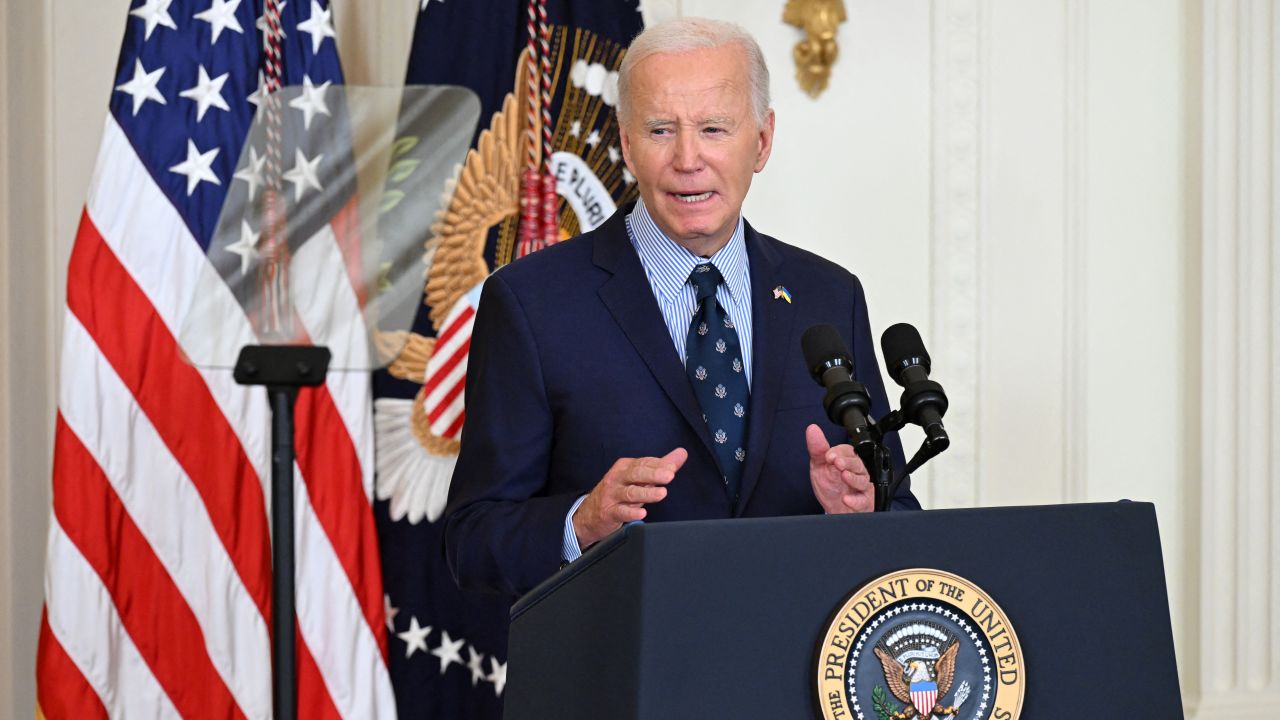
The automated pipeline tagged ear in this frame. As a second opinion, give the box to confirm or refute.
[619,119,635,173]
[754,108,775,173]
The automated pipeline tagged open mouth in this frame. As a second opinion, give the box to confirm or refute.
[671,191,713,203]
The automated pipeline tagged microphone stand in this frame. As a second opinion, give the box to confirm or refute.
[853,440,894,513]
[857,408,949,512]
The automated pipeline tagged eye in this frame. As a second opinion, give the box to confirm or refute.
[703,126,726,136]
[649,127,671,137]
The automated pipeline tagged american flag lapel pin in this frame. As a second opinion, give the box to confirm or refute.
[773,285,792,303]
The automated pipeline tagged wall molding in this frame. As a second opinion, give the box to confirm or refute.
[3,1,56,718]
[1192,694,1280,719]
[1061,0,1088,504]
[0,3,14,716]
[1197,0,1278,714]
[928,0,982,508]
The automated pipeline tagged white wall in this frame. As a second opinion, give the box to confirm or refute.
[1,0,1274,717]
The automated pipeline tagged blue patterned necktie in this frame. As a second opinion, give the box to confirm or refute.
[685,263,750,501]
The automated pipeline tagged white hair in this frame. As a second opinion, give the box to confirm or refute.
[616,17,771,127]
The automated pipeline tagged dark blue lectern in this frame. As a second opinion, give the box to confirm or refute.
[505,502,1181,719]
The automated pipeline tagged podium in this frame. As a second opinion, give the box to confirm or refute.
[506,502,1181,719]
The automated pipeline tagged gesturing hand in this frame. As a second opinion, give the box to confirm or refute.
[805,424,873,514]
[572,448,688,550]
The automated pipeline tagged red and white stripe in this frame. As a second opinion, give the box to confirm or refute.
[911,688,938,715]
[421,293,479,440]
[37,114,394,718]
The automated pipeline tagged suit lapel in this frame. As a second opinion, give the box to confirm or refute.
[593,209,718,461]
[736,224,793,513]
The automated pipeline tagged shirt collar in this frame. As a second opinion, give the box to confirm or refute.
[626,198,750,304]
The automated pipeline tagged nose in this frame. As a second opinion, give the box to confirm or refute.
[672,131,703,173]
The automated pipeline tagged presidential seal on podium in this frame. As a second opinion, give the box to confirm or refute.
[816,569,1026,720]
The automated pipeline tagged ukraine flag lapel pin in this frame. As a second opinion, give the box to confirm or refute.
[773,285,792,303]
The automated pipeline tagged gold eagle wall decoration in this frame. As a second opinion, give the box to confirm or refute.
[783,0,847,98]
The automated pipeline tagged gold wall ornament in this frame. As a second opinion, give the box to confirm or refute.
[783,0,847,98]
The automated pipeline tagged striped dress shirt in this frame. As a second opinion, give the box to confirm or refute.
[625,199,754,386]
[562,200,754,561]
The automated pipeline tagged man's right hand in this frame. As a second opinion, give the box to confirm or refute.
[572,447,687,550]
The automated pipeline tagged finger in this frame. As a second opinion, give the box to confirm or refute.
[610,504,647,523]
[624,462,679,486]
[805,424,831,462]
[842,493,871,512]
[841,470,871,491]
[824,442,856,465]
[603,457,635,482]
[658,447,688,472]
[620,483,668,505]
[630,449,687,484]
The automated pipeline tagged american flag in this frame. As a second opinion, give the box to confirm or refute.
[35,1,394,717]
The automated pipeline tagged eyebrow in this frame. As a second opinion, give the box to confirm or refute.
[700,115,735,126]
[642,115,737,130]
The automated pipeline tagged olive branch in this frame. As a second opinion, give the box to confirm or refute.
[872,685,900,720]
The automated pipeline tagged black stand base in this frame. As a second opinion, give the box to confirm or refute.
[234,344,331,720]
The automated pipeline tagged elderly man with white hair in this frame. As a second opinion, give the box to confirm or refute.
[443,17,919,599]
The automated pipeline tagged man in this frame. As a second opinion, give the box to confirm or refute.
[444,18,919,598]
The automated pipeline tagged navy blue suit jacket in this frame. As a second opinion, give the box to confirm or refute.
[444,206,920,596]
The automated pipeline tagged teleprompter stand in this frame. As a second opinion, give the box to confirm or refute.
[233,344,331,720]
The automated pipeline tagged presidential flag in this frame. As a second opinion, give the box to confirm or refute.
[372,0,644,716]
[36,1,394,717]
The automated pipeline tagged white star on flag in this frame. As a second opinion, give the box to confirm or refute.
[608,145,621,164]
[296,0,336,54]
[396,616,431,659]
[283,148,324,201]
[622,167,635,185]
[585,129,601,147]
[233,145,266,201]
[179,65,231,121]
[383,594,399,633]
[224,219,260,275]
[193,0,245,43]
[115,59,167,116]
[487,657,508,697]
[130,0,178,40]
[430,630,465,675]
[169,139,221,195]
[288,75,332,129]
[466,645,487,686]
[569,120,582,137]
[246,69,267,108]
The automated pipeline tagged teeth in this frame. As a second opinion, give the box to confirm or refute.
[676,192,712,203]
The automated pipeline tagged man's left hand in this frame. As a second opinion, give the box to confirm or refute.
[805,424,873,514]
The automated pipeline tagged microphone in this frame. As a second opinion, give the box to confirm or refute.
[880,323,949,452]
[800,324,875,452]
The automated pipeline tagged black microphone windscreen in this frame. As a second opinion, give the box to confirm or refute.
[881,323,931,381]
[801,324,851,379]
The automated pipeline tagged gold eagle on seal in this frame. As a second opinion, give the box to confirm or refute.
[873,641,962,719]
